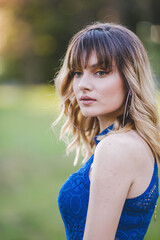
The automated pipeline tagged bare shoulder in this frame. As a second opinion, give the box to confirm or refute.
[95,130,154,162]
[94,129,154,173]
[95,130,139,163]
[90,129,155,200]
[90,131,137,199]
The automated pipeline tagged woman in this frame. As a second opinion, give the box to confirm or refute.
[53,22,160,240]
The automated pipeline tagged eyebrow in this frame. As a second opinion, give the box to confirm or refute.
[70,61,113,71]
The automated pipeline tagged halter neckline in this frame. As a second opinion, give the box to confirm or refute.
[94,123,115,145]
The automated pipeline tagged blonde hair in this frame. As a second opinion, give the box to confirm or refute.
[52,22,160,166]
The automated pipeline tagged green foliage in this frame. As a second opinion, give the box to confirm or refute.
[0,85,160,239]
[0,0,160,84]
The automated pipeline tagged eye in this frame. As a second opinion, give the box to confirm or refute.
[72,71,82,78]
[96,70,110,77]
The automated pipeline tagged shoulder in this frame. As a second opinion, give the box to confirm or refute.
[93,130,147,180]
[95,129,150,161]
[95,130,139,163]
[89,131,138,203]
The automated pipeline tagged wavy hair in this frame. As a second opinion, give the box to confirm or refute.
[52,22,160,166]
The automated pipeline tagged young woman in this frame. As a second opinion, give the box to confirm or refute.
[53,22,160,240]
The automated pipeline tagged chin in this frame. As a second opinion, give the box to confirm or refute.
[81,111,97,118]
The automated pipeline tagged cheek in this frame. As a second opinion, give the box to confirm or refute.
[73,80,78,95]
[101,77,126,102]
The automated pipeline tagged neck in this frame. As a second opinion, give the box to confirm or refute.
[97,112,124,132]
[97,103,125,132]
[98,118,115,132]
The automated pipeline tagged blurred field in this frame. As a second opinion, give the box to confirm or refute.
[0,85,160,240]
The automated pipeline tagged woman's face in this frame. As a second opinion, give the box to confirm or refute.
[72,51,127,126]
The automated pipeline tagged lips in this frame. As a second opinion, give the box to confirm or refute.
[80,95,96,105]
[80,95,96,101]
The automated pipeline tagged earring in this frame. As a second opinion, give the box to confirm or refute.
[122,90,131,127]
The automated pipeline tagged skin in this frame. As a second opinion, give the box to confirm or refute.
[72,52,155,240]
[72,51,127,132]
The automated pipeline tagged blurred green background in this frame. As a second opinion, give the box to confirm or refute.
[0,0,160,239]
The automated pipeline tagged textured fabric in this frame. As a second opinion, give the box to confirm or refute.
[58,123,159,240]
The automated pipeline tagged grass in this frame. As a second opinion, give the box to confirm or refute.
[0,85,160,240]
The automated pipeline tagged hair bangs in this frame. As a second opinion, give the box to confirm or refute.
[68,29,115,72]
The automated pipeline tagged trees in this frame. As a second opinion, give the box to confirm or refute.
[0,0,160,85]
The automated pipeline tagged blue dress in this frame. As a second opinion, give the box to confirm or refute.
[58,123,159,240]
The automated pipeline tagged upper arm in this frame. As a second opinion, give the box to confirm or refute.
[83,135,134,240]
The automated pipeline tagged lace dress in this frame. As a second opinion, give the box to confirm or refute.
[58,123,159,240]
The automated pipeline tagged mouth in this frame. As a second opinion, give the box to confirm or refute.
[80,96,96,105]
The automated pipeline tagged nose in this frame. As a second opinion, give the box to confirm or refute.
[78,72,93,91]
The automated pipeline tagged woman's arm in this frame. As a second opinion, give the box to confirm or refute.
[83,134,134,240]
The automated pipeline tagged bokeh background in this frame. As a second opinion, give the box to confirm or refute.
[0,0,160,239]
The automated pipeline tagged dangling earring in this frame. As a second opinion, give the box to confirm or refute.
[122,90,132,127]
[68,96,97,132]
